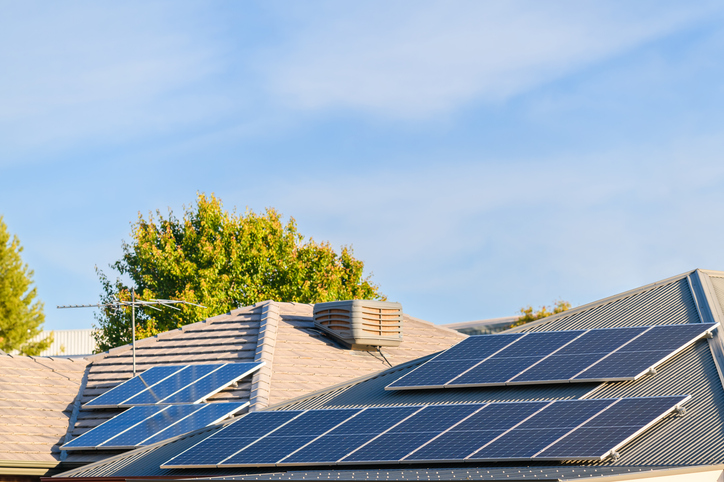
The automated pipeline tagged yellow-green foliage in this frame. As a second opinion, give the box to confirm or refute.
[94,193,384,351]
[0,217,52,355]
[512,299,572,328]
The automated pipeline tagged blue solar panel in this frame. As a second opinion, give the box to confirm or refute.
[386,360,480,388]
[555,327,648,355]
[123,364,220,405]
[141,402,248,445]
[342,404,482,463]
[447,356,544,386]
[574,350,673,380]
[510,353,604,382]
[386,323,717,390]
[62,403,249,450]
[161,397,688,468]
[164,411,302,467]
[161,363,261,404]
[61,406,165,449]
[537,396,687,459]
[82,366,184,408]
[496,331,584,358]
[281,407,418,464]
[433,334,524,361]
[101,405,203,448]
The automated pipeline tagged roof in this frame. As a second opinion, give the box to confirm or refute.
[49,269,724,481]
[0,354,88,475]
[442,316,520,335]
[61,301,465,467]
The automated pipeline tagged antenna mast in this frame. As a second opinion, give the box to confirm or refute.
[58,294,206,376]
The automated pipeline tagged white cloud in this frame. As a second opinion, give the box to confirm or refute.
[265,1,720,118]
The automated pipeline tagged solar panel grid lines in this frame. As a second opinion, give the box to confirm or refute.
[134,362,264,405]
[568,326,656,380]
[503,330,590,384]
[345,404,489,464]
[138,402,249,446]
[82,365,187,408]
[123,364,223,405]
[464,400,556,460]
[217,410,310,466]
[62,406,167,450]
[536,395,691,461]
[336,406,428,464]
[99,405,203,449]
[162,410,304,469]
[62,402,250,451]
[384,323,719,390]
[159,396,690,469]
[83,362,264,409]
[530,398,620,458]
[386,334,526,390]
[277,408,370,464]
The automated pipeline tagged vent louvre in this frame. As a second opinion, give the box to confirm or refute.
[313,300,403,348]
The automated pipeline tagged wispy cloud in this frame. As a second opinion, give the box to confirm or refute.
[264,1,720,118]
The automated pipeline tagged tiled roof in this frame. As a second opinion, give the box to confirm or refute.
[62,301,465,466]
[50,269,724,481]
[0,355,88,466]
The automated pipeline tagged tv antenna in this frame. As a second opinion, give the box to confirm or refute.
[58,289,206,376]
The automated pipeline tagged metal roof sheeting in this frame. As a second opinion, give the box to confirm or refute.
[522,278,699,332]
[278,361,597,410]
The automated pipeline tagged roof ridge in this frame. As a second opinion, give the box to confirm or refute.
[405,314,467,338]
[249,301,281,411]
[505,269,697,333]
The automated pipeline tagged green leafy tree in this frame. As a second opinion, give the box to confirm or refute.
[0,217,52,355]
[511,299,572,328]
[94,193,385,351]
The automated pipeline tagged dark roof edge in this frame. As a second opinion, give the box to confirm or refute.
[265,354,438,411]
[504,269,698,334]
[61,363,93,462]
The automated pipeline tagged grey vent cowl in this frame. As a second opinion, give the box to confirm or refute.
[313,300,403,348]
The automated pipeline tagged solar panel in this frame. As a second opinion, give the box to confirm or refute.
[385,323,717,390]
[62,402,248,450]
[82,362,263,409]
[83,365,185,408]
[161,396,689,468]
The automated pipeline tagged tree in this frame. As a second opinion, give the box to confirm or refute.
[94,193,385,351]
[0,217,52,355]
[511,299,572,328]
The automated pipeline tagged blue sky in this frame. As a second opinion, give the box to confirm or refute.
[3,1,724,331]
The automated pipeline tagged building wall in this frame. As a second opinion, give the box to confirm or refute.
[29,329,97,356]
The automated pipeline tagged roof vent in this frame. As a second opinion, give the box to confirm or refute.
[313,300,403,348]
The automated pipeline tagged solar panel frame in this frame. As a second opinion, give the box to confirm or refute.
[385,323,718,390]
[160,396,690,468]
[128,362,263,406]
[62,402,249,451]
[82,362,264,409]
[81,365,187,409]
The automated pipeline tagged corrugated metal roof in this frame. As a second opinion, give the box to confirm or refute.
[521,277,699,332]
[277,359,597,410]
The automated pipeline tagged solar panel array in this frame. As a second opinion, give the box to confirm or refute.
[161,396,688,468]
[83,362,263,408]
[386,323,717,390]
[62,402,249,450]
